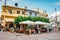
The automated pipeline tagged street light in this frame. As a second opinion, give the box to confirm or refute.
[5,0,6,11]
[0,0,6,12]
[55,8,57,27]
[0,0,6,27]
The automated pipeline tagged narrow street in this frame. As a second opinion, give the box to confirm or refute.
[0,28,60,40]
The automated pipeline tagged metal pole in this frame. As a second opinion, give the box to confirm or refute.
[0,0,6,30]
[0,0,6,11]
[55,8,57,27]
[5,0,6,12]
[3,0,6,28]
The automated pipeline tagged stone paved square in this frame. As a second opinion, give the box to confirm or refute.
[0,30,60,40]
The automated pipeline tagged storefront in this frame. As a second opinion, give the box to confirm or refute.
[18,21,49,34]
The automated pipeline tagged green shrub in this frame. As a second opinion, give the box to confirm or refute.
[14,16,50,24]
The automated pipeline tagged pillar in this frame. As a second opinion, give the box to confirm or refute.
[14,24,16,28]
[14,24,16,32]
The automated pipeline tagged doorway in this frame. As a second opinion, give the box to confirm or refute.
[9,23,14,28]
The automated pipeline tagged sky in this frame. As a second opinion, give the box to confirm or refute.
[51,11,60,17]
[0,0,60,17]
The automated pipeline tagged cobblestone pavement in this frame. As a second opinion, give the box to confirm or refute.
[0,30,60,40]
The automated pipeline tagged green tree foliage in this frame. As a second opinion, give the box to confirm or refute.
[14,16,23,24]
[14,16,50,24]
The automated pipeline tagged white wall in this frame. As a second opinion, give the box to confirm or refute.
[27,11,39,16]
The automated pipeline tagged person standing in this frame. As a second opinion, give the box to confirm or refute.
[34,27,38,34]
[0,24,1,31]
[47,26,49,32]
[1,26,3,32]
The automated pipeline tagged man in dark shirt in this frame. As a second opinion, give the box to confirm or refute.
[0,24,1,31]
[34,27,38,34]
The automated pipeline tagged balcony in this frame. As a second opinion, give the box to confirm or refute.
[1,12,28,18]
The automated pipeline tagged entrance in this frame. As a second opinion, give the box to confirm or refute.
[16,24,20,29]
[9,23,14,28]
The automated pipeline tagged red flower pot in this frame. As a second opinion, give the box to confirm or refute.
[31,30,35,33]
[16,30,23,33]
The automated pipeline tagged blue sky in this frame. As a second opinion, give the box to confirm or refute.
[0,0,60,16]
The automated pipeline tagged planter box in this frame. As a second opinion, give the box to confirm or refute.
[16,30,23,33]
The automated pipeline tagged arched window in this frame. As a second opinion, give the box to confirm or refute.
[9,10,12,14]
[17,10,20,14]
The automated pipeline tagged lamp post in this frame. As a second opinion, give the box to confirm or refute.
[5,0,6,12]
[55,8,57,27]
[0,0,6,11]
[0,0,6,28]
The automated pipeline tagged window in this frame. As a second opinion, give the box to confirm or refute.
[35,13,37,16]
[46,14,48,16]
[9,10,12,14]
[17,10,20,14]
[29,11,32,16]
[22,11,25,14]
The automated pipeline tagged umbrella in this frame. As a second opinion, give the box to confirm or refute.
[35,21,49,25]
[19,20,34,24]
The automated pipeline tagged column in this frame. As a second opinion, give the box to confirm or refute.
[14,24,16,29]
[14,24,16,32]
